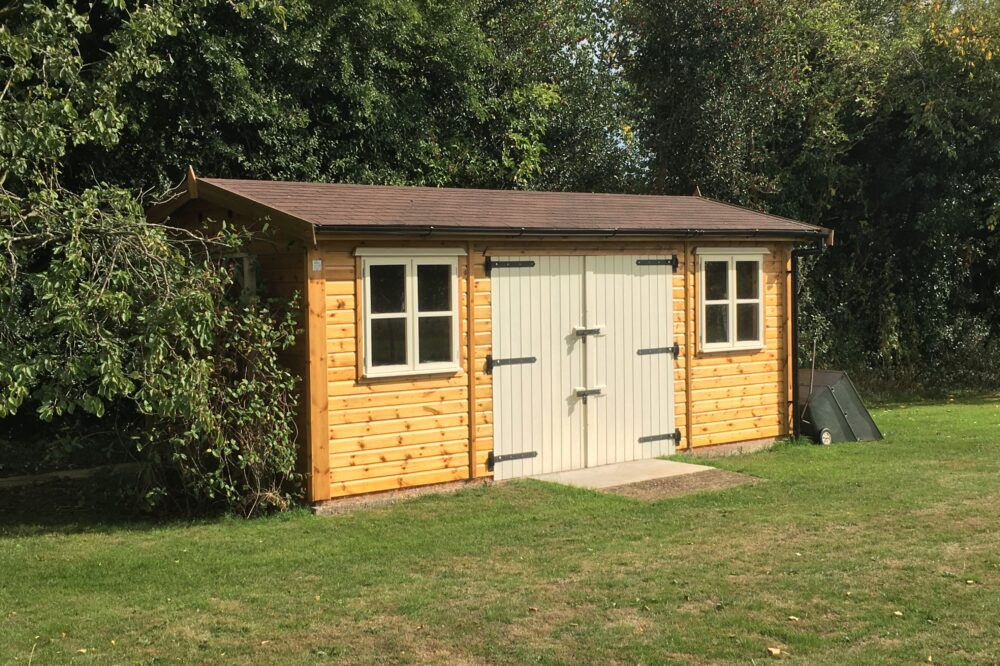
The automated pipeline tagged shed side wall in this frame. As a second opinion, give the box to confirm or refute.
[686,244,791,447]
[323,242,485,498]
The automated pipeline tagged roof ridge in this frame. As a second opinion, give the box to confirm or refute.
[199,177,695,200]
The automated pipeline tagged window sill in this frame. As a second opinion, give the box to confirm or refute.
[361,366,461,381]
[699,343,766,355]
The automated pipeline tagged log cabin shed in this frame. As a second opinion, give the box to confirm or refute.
[149,169,833,504]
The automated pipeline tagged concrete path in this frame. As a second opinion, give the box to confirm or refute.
[531,459,714,490]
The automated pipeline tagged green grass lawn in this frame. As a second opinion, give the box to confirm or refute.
[2,399,1000,664]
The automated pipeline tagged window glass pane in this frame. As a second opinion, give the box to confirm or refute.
[371,317,406,366]
[417,264,451,312]
[370,264,406,313]
[705,304,729,344]
[736,260,759,299]
[737,303,760,342]
[418,316,453,363]
[704,261,729,300]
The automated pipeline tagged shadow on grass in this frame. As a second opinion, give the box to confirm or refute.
[0,474,222,537]
[864,390,1000,410]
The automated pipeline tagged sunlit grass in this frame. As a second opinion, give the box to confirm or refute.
[2,399,999,664]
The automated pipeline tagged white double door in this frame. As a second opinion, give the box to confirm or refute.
[491,255,676,480]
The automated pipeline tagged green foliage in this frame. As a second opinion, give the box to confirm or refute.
[0,1,180,186]
[793,1,1000,389]
[7,0,640,196]
[1,0,300,515]
[626,0,1000,391]
[627,0,813,200]
[78,0,495,188]
[139,285,302,515]
[499,83,562,187]
[63,0,637,193]
[1,185,301,514]
[479,0,644,192]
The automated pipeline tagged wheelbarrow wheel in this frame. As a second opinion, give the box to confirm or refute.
[818,428,833,445]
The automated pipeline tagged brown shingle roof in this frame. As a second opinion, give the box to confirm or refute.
[162,173,831,241]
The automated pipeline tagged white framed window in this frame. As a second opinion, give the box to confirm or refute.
[698,249,767,352]
[361,254,460,378]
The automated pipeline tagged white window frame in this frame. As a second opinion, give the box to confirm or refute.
[698,249,767,353]
[361,255,460,378]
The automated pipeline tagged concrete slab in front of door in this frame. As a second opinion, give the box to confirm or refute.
[531,459,714,490]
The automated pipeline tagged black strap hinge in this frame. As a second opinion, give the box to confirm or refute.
[485,258,535,275]
[485,354,537,374]
[637,343,680,358]
[487,451,538,471]
[638,429,682,445]
[636,255,678,270]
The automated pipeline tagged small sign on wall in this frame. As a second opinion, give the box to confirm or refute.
[311,258,323,273]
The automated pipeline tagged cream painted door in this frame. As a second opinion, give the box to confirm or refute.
[585,256,677,466]
[490,254,675,480]
[490,256,586,480]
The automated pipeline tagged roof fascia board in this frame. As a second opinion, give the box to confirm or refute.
[146,171,316,245]
[145,184,192,224]
[195,179,316,245]
[313,225,828,241]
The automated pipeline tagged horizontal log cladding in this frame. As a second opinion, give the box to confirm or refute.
[321,239,791,499]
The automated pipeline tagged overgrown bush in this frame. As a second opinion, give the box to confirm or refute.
[0,185,301,515]
[137,282,302,515]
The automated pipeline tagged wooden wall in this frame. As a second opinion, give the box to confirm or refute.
[312,237,793,501]
[320,241,491,499]
[684,243,792,448]
[253,242,309,472]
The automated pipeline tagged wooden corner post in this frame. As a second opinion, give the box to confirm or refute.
[684,242,695,451]
[466,242,478,479]
[305,246,331,502]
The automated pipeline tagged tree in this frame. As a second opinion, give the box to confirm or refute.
[1,1,302,514]
[624,0,796,201]
[64,0,638,194]
[66,0,498,191]
[625,0,1000,391]
[810,0,1000,387]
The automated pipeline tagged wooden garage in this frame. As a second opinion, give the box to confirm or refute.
[149,169,833,504]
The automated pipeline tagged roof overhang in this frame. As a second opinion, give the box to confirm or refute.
[147,166,317,244]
